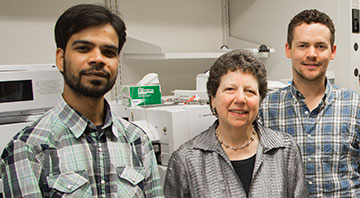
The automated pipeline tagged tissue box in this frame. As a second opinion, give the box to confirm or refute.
[120,85,161,106]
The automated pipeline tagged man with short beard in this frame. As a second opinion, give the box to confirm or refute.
[0,4,163,197]
[260,9,360,197]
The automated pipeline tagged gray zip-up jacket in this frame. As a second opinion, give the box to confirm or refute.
[164,121,308,197]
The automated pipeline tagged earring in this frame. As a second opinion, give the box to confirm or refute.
[212,107,217,116]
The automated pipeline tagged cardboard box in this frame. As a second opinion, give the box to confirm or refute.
[120,85,161,106]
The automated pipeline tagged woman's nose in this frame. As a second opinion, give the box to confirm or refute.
[234,90,246,103]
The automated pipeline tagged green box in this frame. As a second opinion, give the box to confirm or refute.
[120,85,161,106]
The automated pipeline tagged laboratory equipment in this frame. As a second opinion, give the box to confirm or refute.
[124,104,217,166]
[0,64,63,123]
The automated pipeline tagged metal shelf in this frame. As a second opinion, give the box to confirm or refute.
[123,52,226,60]
[121,37,275,60]
[123,50,274,60]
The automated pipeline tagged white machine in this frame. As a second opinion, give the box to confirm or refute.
[0,64,63,122]
[323,0,360,92]
[126,104,217,166]
[0,64,63,194]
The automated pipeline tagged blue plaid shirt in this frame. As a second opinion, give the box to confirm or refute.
[259,79,360,197]
[0,97,163,197]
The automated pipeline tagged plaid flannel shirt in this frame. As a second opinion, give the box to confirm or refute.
[0,97,163,197]
[259,79,360,197]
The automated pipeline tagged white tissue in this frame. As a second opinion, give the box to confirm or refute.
[137,73,160,86]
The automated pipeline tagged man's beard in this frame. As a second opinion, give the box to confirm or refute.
[62,59,117,98]
[294,66,325,82]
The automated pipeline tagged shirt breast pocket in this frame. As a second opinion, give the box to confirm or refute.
[340,124,359,152]
[116,166,146,197]
[46,169,91,197]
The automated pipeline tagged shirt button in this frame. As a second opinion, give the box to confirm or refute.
[67,185,72,190]
[101,180,105,184]
[308,181,313,185]
[304,111,309,115]
[307,158,312,162]
[98,147,102,152]
[307,134,311,138]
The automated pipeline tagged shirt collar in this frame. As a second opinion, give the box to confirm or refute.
[192,120,222,152]
[256,124,285,153]
[56,96,115,138]
[290,77,333,104]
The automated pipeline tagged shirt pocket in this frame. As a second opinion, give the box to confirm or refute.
[46,169,91,196]
[116,166,146,196]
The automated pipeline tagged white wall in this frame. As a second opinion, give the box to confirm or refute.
[0,0,103,65]
[3,0,354,95]
[119,0,223,52]
[119,0,223,95]
[0,0,223,96]
[227,0,358,92]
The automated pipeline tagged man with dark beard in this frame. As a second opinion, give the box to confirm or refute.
[260,9,360,197]
[0,4,163,197]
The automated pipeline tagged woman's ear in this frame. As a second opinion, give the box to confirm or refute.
[211,96,215,109]
[210,96,218,116]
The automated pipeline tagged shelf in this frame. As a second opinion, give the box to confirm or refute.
[123,50,274,60]
[123,52,226,60]
[121,37,275,60]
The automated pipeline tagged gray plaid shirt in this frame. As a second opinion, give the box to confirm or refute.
[0,97,163,197]
[164,121,307,197]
